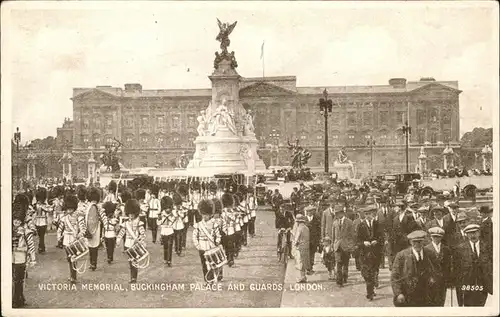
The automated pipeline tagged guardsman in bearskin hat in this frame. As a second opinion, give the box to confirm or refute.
[158,196,175,266]
[211,197,225,281]
[232,194,243,258]
[189,181,202,227]
[237,190,249,247]
[425,227,452,306]
[12,201,37,307]
[192,199,222,285]
[221,193,237,267]
[135,189,149,230]
[15,193,36,234]
[104,180,118,203]
[76,185,88,217]
[148,184,160,244]
[172,192,186,256]
[102,202,119,264]
[247,186,257,238]
[178,182,190,250]
[57,194,86,284]
[85,187,108,271]
[209,181,218,199]
[391,230,435,306]
[33,187,51,253]
[116,199,146,284]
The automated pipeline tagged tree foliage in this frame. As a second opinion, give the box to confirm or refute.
[460,127,492,148]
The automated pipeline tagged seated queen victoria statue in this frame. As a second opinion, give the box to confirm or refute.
[208,101,237,136]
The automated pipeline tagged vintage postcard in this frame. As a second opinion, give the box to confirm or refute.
[1,1,498,316]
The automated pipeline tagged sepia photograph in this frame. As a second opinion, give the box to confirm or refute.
[1,1,498,316]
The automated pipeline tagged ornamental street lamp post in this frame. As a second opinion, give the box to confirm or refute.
[269,129,280,166]
[319,89,333,173]
[367,136,376,176]
[14,127,21,191]
[401,121,412,173]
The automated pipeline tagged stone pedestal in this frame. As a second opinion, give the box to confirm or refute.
[333,161,356,180]
[186,51,265,176]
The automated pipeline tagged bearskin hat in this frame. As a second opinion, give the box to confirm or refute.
[217,179,226,191]
[108,180,117,193]
[77,185,87,201]
[201,181,207,192]
[64,194,79,210]
[190,180,201,191]
[102,201,117,217]
[236,191,245,203]
[150,183,160,197]
[237,184,248,195]
[221,193,234,208]
[124,199,141,217]
[159,181,168,190]
[87,187,101,202]
[161,196,174,211]
[232,194,240,207]
[135,188,146,200]
[12,202,27,223]
[212,198,222,214]
[209,181,217,193]
[35,187,47,203]
[177,183,189,198]
[198,199,214,216]
[14,193,30,210]
[172,193,183,206]
[121,190,132,203]
[247,186,254,194]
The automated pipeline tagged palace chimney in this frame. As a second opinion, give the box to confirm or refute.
[124,83,143,93]
[388,78,407,88]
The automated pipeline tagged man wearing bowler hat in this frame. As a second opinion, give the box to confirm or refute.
[391,230,435,306]
[390,201,417,266]
[442,200,459,244]
[425,227,452,306]
[454,223,493,306]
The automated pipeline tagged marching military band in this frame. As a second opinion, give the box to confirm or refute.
[11,176,493,308]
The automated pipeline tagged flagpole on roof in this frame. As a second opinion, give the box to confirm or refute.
[260,40,265,80]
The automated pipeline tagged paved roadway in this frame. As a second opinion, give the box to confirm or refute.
[24,207,286,308]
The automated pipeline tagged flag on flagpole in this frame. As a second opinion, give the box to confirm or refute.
[260,41,265,60]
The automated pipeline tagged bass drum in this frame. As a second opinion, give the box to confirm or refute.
[86,204,101,247]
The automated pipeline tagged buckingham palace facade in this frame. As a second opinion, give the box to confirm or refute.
[67,76,461,178]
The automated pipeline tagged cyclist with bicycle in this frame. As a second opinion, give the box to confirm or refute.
[275,202,295,260]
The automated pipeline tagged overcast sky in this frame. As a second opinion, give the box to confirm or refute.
[2,1,498,142]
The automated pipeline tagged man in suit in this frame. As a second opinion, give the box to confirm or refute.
[357,205,384,300]
[454,223,493,306]
[390,202,417,267]
[450,211,470,306]
[331,205,356,287]
[353,208,366,271]
[376,195,394,270]
[442,200,459,246]
[479,206,493,261]
[321,199,336,243]
[391,230,436,307]
[275,203,295,259]
[427,206,446,231]
[290,187,300,216]
[292,214,311,283]
[425,227,452,306]
[271,189,283,213]
[305,205,321,274]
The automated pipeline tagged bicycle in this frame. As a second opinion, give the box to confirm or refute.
[277,228,291,265]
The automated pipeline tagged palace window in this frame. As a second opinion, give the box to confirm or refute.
[157,137,164,145]
[396,111,405,124]
[126,136,133,145]
[157,116,165,128]
[83,119,90,130]
[188,115,196,127]
[172,115,180,129]
[347,112,356,126]
[106,137,113,145]
[105,116,112,129]
[300,135,307,140]
[430,131,437,144]
[417,129,425,144]
[417,109,426,125]
[142,136,149,144]
[125,117,133,128]
[94,117,101,129]
[141,116,149,127]
[379,111,388,126]
[362,111,372,126]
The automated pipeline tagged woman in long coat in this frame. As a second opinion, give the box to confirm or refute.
[292,214,311,283]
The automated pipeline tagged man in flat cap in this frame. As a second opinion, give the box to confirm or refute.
[332,205,355,287]
[356,205,384,300]
[391,230,435,306]
[449,211,470,305]
[321,198,336,244]
[479,206,492,261]
[453,223,493,306]
[425,227,452,306]
[305,205,321,273]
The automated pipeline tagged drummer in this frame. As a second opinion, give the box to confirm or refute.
[116,199,147,284]
[192,199,222,285]
[57,194,86,284]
